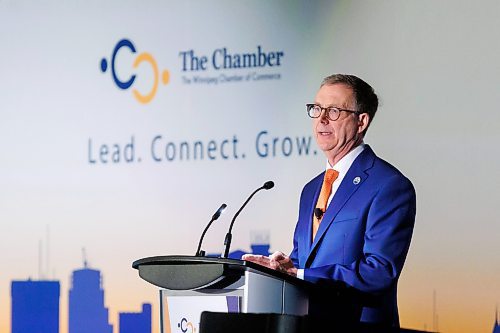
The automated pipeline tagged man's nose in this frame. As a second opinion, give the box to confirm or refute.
[320,109,329,123]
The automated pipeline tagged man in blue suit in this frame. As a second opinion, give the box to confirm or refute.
[243,74,416,329]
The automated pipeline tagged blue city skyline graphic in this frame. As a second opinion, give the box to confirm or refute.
[11,264,152,333]
[8,241,270,333]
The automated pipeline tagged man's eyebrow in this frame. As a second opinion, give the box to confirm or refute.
[312,102,345,109]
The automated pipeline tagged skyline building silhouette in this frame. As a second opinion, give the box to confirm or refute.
[208,232,271,259]
[493,307,500,333]
[119,303,152,333]
[223,243,271,259]
[68,265,113,333]
[11,279,60,333]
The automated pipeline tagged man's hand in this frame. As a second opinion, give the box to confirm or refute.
[242,251,297,277]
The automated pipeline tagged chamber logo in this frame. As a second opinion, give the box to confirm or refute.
[100,39,170,104]
[177,317,196,333]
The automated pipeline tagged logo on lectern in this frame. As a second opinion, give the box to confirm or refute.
[177,317,196,333]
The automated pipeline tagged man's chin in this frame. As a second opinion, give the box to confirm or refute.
[316,142,336,153]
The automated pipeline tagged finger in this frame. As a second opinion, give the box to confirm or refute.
[242,254,262,261]
[276,255,291,264]
[241,254,256,260]
[244,254,267,260]
[243,254,271,266]
[270,251,286,261]
[269,260,280,270]
[277,258,294,269]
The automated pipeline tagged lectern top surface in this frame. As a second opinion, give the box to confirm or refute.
[132,255,312,289]
[132,255,365,302]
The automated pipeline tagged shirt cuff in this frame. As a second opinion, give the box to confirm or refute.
[296,269,304,280]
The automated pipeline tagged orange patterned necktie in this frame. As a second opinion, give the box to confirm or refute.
[312,169,339,241]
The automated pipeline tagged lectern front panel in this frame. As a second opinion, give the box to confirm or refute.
[243,270,283,313]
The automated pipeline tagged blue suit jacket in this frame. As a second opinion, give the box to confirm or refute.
[290,145,416,326]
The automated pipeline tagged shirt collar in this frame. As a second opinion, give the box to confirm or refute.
[326,143,366,178]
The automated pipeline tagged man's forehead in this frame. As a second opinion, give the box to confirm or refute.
[315,83,355,108]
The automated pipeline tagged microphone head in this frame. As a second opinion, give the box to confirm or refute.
[314,208,324,219]
[263,181,275,190]
[212,203,227,220]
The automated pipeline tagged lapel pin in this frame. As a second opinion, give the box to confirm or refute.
[353,176,361,185]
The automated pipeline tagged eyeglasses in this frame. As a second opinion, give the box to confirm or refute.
[306,103,361,121]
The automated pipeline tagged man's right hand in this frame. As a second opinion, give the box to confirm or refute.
[242,251,297,277]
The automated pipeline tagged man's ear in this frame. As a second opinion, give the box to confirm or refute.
[358,113,370,134]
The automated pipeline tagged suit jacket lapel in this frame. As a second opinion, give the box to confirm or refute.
[299,174,322,265]
[305,146,376,266]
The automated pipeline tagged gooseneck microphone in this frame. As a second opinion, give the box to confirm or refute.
[222,181,274,258]
[195,204,227,257]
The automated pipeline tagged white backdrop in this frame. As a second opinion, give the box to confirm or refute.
[1,1,499,333]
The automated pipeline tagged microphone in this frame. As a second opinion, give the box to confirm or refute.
[314,208,324,219]
[262,181,274,190]
[222,181,274,258]
[195,204,227,257]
